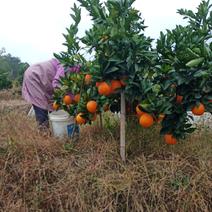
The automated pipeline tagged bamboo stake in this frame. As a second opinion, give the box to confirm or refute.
[120,91,126,162]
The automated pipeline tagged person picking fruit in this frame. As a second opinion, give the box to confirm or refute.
[22,58,80,129]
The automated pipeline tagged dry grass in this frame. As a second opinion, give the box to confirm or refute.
[0,103,211,211]
[0,88,31,114]
[0,86,22,101]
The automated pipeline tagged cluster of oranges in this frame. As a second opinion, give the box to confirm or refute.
[85,74,126,96]
[53,97,98,125]
[135,105,177,145]
[75,100,98,124]
[53,73,115,126]
[96,79,126,96]
[75,74,126,124]
[135,96,207,145]
[176,95,205,116]
[53,72,209,145]
[136,105,165,127]
[53,93,81,111]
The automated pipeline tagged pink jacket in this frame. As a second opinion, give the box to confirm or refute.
[22,58,80,111]
[22,59,80,111]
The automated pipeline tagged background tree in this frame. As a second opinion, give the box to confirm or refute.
[0,48,29,89]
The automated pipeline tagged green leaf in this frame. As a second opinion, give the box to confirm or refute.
[105,66,119,74]
[186,57,204,67]
[193,70,208,78]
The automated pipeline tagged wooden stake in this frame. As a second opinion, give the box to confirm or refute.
[120,91,126,162]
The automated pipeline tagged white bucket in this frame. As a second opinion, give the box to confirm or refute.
[188,111,212,128]
[49,110,75,139]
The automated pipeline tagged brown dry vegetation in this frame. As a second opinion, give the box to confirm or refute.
[0,90,212,212]
[0,86,22,101]
[0,88,30,114]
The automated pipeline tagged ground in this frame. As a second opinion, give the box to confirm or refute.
[0,89,211,211]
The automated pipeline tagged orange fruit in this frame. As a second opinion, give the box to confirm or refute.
[164,134,177,145]
[111,80,122,92]
[76,113,86,124]
[86,100,97,113]
[192,103,205,116]
[136,105,145,116]
[74,94,80,103]
[139,113,154,128]
[63,95,72,105]
[85,74,92,84]
[52,102,59,110]
[98,82,111,96]
[176,95,183,104]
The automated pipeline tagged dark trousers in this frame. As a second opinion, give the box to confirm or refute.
[32,104,49,128]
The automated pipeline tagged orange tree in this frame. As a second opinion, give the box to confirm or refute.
[53,0,212,142]
[155,0,212,139]
[54,0,156,124]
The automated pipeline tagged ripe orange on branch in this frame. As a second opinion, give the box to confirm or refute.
[85,74,92,84]
[164,134,177,145]
[63,95,72,105]
[74,94,80,103]
[98,82,111,96]
[139,113,154,128]
[86,100,97,113]
[111,80,122,92]
[53,102,59,110]
[76,113,86,124]
[191,103,205,116]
